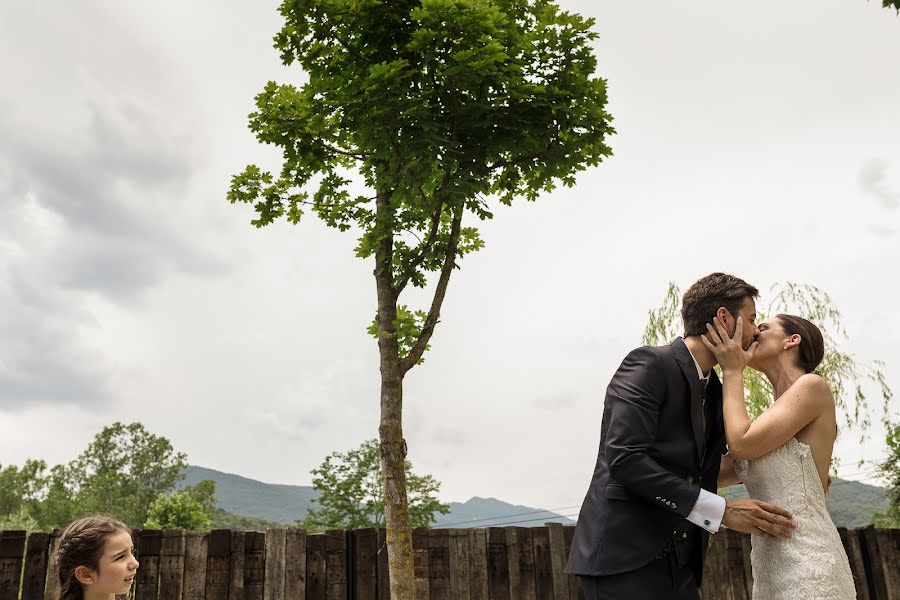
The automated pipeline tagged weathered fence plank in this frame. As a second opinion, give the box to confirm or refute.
[352,529,376,600]
[546,523,568,600]
[531,526,553,600]
[725,529,750,600]
[284,529,307,600]
[839,527,871,600]
[468,529,488,600]
[136,530,162,600]
[700,530,729,600]
[0,530,26,600]
[513,527,537,600]
[428,530,450,600]
[228,532,245,600]
[375,530,389,600]
[324,530,347,600]
[205,530,232,600]
[159,529,186,600]
[43,529,61,600]
[486,528,509,600]
[245,531,266,600]
[22,532,50,600]
[412,528,430,600]
[182,531,208,600]
[265,529,287,600]
[306,534,326,600]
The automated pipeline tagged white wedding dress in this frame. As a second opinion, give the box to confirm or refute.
[733,437,856,599]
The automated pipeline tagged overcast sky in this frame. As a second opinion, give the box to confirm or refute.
[1,1,899,518]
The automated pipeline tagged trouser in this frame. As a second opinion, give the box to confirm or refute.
[578,553,700,600]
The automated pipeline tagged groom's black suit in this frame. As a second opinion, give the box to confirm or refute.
[566,338,727,597]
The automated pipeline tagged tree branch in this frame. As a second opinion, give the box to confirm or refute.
[400,203,464,374]
[393,197,445,294]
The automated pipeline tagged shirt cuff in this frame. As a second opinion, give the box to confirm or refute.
[686,488,726,533]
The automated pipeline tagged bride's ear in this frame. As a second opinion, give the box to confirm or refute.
[784,334,801,350]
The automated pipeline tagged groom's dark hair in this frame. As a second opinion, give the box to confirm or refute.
[681,273,758,337]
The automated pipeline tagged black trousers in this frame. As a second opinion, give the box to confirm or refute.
[578,554,700,600]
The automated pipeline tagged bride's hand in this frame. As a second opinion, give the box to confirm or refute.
[701,315,757,373]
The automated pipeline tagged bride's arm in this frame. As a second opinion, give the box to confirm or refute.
[719,369,831,460]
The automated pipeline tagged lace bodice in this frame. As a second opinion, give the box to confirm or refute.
[733,438,856,599]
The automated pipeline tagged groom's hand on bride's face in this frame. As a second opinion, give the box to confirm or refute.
[722,499,796,541]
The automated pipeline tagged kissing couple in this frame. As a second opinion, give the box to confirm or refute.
[566,272,856,599]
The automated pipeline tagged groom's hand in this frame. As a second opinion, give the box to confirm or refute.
[722,499,796,541]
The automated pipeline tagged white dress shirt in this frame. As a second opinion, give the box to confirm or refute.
[683,345,727,533]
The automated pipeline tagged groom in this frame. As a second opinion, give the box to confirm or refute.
[566,273,796,599]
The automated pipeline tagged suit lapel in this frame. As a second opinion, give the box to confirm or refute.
[672,337,706,462]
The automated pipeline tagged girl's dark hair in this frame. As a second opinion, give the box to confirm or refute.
[681,272,759,337]
[776,314,825,373]
[55,515,130,600]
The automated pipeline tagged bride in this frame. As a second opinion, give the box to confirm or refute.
[703,314,856,599]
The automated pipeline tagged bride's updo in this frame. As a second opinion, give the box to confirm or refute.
[776,314,825,373]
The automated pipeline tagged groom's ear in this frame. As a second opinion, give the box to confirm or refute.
[714,306,730,326]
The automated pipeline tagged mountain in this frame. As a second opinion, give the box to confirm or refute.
[181,466,574,528]
[434,497,575,528]
[721,478,888,529]
[181,466,318,524]
[183,466,884,530]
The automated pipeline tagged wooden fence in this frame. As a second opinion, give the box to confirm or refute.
[1,525,898,600]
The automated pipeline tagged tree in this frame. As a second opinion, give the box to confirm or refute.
[145,480,217,530]
[642,282,893,437]
[870,422,900,527]
[227,1,613,594]
[298,439,449,533]
[61,422,188,527]
[2,422,189,530]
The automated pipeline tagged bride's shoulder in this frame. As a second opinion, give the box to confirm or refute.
[793,373,834,405]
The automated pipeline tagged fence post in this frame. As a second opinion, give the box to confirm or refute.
[159,529,186,600]
[486,528,509,600]
[265,529,287,600]
[22,532,50,600]
[428,530,450,600]
[284,529,307,600]
[546,523,569,600]
[467,529,488,600]
[0,530,26,600]
[136,530,162,600]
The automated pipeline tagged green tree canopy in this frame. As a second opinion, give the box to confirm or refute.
[145,480,217,530]
[299,439,449,532]
[229,0,612,594]
[642,282,893,439]
[1,422,188,530]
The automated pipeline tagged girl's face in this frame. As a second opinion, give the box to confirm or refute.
[81,529,139,598]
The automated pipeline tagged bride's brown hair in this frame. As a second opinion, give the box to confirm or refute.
[776,314,825,374]
[54,515,132,600]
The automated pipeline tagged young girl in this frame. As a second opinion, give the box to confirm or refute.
[54,516,140,600]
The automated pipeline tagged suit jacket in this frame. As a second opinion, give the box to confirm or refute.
[565,338,727,585]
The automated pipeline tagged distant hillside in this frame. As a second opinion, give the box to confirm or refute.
[721,478,887,529]
[434,497,575,528]
[182,466,574,528]
[181,466,318,524]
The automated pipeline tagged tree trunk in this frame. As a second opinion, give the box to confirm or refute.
[374,190,415,599]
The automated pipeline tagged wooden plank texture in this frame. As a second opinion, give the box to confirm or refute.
[22,533,50,600]
[159,529,186,600]
[0,530,26,600]
[136,530,162,600]
[265,529,287,600]
[244,531,266,600]
[182,531,208,600]
[284,529,307,600]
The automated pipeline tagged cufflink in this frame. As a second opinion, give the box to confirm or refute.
[704,519,711,527]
